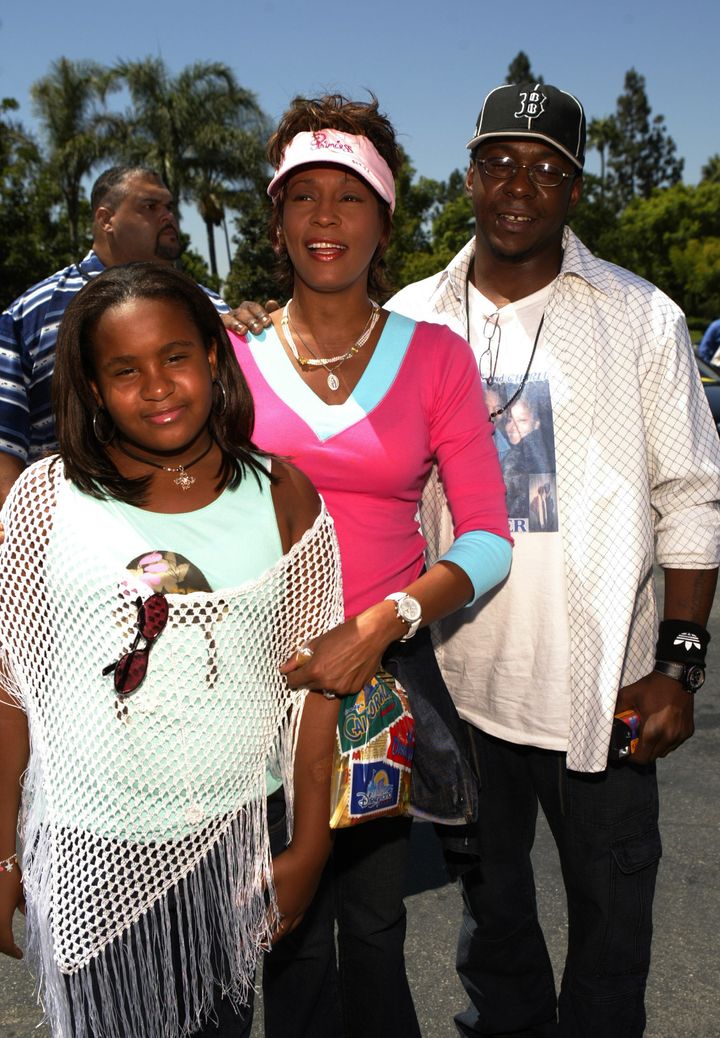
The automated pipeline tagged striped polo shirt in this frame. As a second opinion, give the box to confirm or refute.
[0,251,229,463]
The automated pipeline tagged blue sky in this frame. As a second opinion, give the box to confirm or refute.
[1,0,716,279]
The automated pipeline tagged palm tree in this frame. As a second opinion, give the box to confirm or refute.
[31,58,115,254]
[587,116,619,202]
[189,126,268,277]
[105,58,270,276]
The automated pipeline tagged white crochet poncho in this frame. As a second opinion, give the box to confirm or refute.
[0,457,343,1038]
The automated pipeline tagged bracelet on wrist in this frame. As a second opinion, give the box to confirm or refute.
[655,619,709,666]
[0,852,18,873]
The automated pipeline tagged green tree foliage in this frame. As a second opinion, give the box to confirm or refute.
[600,182,720,318]
[669,237,720,322]
[175,232,220,295]
[505,52,539,84]
[403,169,473,284]
[577,70,689,286]
[5,54,715,326]
[31,58,114,254]
[701,155,720,183]
[224,188,277,307]
[567,173,618,257]
[384,148,445,293]
[607,69,683,208]
[104,58,270,277]
[0,99,71,308]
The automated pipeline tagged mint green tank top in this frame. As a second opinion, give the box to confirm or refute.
[70,459,286,800]
[83,460,283,593]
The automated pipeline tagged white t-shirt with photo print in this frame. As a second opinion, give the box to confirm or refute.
[437,281,572,750]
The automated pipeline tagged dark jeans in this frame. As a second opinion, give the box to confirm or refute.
[262,629,467,1038]
[263,814,421,1038]
[451,728,661,1038]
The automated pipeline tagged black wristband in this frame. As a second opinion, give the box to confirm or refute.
[655,619,709,666]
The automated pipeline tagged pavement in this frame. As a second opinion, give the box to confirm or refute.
[2,574,719,1037]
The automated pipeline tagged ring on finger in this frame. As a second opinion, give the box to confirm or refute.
[295,646,314,666]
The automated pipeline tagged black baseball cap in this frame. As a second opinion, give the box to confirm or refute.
[467,82,586,169]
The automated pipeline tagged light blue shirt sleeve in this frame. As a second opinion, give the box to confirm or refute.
[439,530,512,607]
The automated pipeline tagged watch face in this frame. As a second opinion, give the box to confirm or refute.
[686,665,705,692]
[398,596,422,624]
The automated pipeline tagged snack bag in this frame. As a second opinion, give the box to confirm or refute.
[329,670,415,828]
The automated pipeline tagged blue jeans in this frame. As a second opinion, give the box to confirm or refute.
[451,728,661,1038]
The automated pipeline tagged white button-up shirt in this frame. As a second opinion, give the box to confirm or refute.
[388,228,720,771]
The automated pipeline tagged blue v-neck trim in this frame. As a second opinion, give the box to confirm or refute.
[247,311,416,442]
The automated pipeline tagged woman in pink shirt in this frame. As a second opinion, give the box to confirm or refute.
[230,95,511,1038]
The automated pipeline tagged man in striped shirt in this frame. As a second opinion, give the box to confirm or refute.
[0,165,230,504]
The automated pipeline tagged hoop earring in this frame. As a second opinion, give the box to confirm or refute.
[212,380,227,416]
[92,407,115,446]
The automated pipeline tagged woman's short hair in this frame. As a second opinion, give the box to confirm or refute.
[267,94,401,298]
[53,262,270,504]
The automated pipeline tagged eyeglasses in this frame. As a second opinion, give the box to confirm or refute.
[103,593,169,696]
[480,312,501,387]
[476,156,575,188]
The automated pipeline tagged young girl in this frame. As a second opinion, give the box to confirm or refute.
[0,263,343,1038]
[229,95,512,1037]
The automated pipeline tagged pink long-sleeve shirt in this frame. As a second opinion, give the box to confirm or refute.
[232,312,508,618]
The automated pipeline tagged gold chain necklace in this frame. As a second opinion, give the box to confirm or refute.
[281,300,380,391]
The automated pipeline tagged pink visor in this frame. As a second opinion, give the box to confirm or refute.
[267,129,396,212]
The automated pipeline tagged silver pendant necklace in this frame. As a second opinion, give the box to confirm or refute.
[115,440,214,490]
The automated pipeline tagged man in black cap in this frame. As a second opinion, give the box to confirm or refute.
[389,83,720,1037]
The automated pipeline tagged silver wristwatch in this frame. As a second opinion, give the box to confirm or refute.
[384,593,422,641]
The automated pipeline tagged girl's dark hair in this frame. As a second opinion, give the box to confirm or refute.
[267,94,401,298]
[53,262,271,504]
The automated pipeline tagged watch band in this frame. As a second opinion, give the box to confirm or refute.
[384,592,422,641]
[653,659,705,693]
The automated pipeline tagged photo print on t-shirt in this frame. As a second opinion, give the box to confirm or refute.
[484,376,558,534]
[123,552,221,690]
[126,551,213,594]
